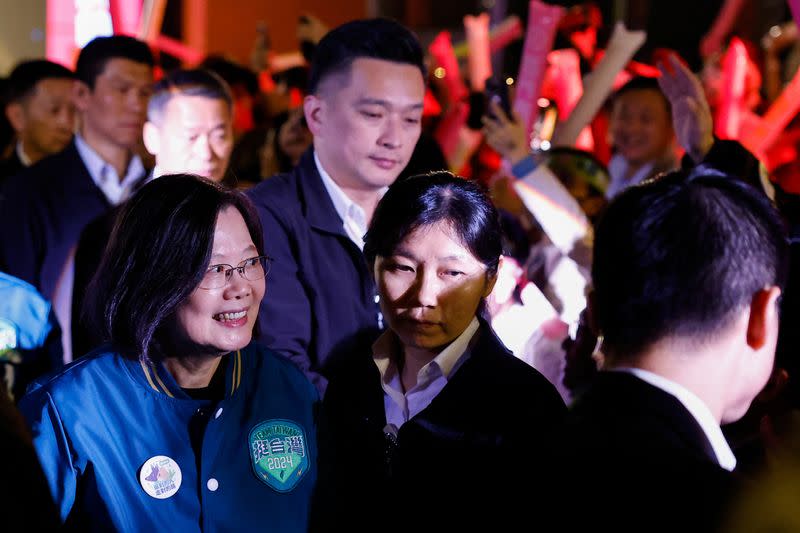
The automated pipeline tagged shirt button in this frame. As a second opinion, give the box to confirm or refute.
[207,478,219,492]
[374,294,380,303]
[215,407,223,419]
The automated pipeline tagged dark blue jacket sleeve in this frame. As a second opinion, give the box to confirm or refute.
[250,196,328,394]
[0,175,45,289]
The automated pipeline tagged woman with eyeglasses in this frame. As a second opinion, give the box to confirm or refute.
[19,174,319,531]
[314,172,567,531]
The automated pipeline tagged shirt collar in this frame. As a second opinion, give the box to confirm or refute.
[15,141,32,167]
[607,154,655,198]
[372,317,480,390]
[74,133,145,205]
[315,151,356,224]
[314,151,387,249]
[613,367,737,471]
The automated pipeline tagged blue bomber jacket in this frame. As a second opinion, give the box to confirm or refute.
[19,341,319,532]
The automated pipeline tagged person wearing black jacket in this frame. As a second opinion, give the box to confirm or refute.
[315,173,566,531]
[542,165,788,531]
[246,19,427,396]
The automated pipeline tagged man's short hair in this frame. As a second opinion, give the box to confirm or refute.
[147,68,233,124]
[307,18,425,95]
[592,169,789,357]
[76,35,154,89]
[4,60,75,104]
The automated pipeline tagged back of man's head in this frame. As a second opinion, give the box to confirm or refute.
[307,18,425,95]
[5,60,74,104]
[147,68,233,125]
[593,170,788,358]
[76,35,154,89]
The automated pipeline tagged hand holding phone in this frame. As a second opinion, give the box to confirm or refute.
[485,77,513,120]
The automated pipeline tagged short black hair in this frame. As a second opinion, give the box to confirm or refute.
[364,171,502,277]
[612,76,671,116]
[4,60,74,104]
[85,174,264,362]
[147,68,233,124]
[592,169,789,358]
[76,35,154,89]
[307,18,425,95]
[200,55,259,95]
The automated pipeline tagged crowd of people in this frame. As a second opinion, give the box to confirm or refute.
[0,3,799,531]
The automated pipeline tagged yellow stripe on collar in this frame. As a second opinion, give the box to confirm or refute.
[230,351,237,394]
[150,362,175,398]
[235,350,242,391]
[139,359,160,393]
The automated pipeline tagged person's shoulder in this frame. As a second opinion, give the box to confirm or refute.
[0,153,23,181]
[244,342,319,400]
[0,272,52,344]
[246,167,303,206]
[3,145,82,195]
[28,144,81,177]
[459,333,566,422]
[0,270,42,295]
[478,325,561,388]
[23,347,122,400]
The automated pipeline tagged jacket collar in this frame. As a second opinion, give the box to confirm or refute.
[296,148,349,237]
[127,349,245,400]
[580,371,720,465]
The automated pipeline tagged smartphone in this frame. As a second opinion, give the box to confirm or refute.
[531,98,558,151]
[485,77,513,120]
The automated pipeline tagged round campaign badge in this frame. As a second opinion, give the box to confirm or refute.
[139,455,182,499]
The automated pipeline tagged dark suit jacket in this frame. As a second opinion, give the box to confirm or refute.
[541,371,738,532]
[314,320,567,531]
[70,170,151,358]
[0,149,24,191]
[71,205,120,358]
[246,149,382,395]
[0,140,109,298]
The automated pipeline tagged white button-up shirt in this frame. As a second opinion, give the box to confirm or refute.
[54,134,146,363]
[74,133,145,206]
[315,152,386,250]
[373,318,480,429]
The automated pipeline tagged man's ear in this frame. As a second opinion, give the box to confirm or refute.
[5,102,25,133]
[142,121,160,156]
[746,286,781,350]
[73,81,90,113]
[303,94,324,137]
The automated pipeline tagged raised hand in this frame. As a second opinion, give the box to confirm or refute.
[657,53,714,163]
[482,100,530,164]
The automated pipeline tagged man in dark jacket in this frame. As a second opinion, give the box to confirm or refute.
[543,163,788,531]
[246,19,426,395]
[0,59,75,189]
[0,36,153,363]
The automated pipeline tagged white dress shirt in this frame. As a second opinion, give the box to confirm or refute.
[314,152,386,250]
[373,317,480,429]
[54,134,146,363]
[15,141,32,167]
[606,154,655,199]
[74,133,145,206]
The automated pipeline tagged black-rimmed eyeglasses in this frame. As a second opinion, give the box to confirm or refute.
[198,255,273,289]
